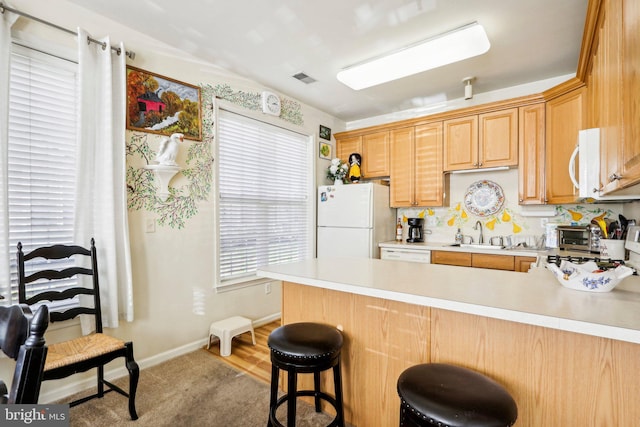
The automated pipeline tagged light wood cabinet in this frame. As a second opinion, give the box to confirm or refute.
[335,131,390,179]
[431,250,471,267]
[479,109,519,168]
[618,0,640,189]
[443,108,518,172]
[515,256,537,272]
[472,253,515,271]
[390,123,448,207]
[335,135,360,164]
[283,282,430,426]
[443,115,478,171]
[595,0,640,193]
[431,308,640,427]
[431,250,535,273]
[518,103,546,204]
[362,131,390,177]
[545,87,585,204]
[390,127,414,207]
[283,282,640,427]
[586,0,624,195]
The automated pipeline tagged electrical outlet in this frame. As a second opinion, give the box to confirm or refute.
[145,218,156,233]
[264,282,272,294]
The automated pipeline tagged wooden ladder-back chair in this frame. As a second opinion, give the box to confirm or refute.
[0,304,49,404]
[17,239,139,420]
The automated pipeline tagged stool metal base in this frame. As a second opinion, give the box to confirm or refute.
[267,363,344,427]
[267,322,345,427]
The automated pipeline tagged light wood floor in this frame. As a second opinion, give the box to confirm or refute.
[205,320,280,384]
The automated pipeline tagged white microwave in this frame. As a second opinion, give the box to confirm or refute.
[569,128,640,201]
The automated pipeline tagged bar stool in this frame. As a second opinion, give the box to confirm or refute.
[397,363,517,427]
[267,322,345,427]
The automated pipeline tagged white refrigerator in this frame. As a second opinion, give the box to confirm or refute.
[317,183,395,258]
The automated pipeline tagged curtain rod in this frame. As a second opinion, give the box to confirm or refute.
[0,2,135,59]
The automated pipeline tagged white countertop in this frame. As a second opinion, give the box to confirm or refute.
[257,257,640,344]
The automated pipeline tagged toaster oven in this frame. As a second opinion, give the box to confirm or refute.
[557,225,600,253]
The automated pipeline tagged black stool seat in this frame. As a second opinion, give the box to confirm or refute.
[267,322,344,427]
[397,363,517,427]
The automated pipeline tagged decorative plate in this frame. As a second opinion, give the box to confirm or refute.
[464,180,505,217]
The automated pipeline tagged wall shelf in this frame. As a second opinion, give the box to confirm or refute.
[144,164,181,201]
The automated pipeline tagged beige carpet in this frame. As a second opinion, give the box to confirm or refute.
[62,349,337,427]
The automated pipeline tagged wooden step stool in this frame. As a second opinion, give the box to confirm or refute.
[207,316,256,356]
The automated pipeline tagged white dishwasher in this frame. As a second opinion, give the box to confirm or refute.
[380,247,431,264]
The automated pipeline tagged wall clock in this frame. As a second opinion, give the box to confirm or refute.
[262,91,281,116]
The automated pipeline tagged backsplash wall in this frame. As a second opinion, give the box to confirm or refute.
[397,169,624,246]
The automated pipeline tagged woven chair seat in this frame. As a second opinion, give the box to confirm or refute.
[45,333,126,371]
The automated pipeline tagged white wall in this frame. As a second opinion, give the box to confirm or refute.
[1,0,345,402]
[623,202,640,224]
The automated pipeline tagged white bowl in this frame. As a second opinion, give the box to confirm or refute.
[546,260,634,293]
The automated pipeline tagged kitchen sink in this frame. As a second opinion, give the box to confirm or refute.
[449,243,505,250]
[449,243,545,252]
[461,243,506,250]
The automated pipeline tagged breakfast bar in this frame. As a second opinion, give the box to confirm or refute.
[258,258,640,426]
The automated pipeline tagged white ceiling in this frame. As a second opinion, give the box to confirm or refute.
[70,0,589,123]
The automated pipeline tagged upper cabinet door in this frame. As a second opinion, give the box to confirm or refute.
[619,0,640,188]
[518,103,546,204]
[545,87,585,204]
[415,123,446,206]
[390,127,414,207]
[478,108,518,168]
[443,116,478,171]
[362,131,390,178]
[335,136,361,164]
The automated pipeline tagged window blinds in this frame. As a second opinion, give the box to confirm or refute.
[217,110,312,285]
[7,45,78,302]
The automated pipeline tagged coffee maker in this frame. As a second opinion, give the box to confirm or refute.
[406,218,424,243]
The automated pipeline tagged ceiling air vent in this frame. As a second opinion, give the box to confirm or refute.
[292,72,316,84]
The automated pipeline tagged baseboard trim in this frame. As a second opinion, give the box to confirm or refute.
[39,312,281,404]
[253,312,281,328]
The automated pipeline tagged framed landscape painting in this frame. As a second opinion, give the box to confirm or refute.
[126,66,202,141]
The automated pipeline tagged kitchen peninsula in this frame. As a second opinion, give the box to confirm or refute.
[257,258,640,426]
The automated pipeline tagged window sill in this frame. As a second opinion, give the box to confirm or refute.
[215,277,274,293]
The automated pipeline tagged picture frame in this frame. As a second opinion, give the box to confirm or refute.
[126,66,202,141]
[319,125,332,141]
[319,142,332,160]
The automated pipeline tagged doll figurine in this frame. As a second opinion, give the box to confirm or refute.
[348,153,362,183]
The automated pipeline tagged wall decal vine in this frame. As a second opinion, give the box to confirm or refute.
[126,90,215,229]
[126,82,305,229]
[202,83,304,126]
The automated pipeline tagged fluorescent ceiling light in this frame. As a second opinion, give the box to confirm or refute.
[337,22,490,90]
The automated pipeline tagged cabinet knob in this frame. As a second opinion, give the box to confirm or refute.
[478,162,483,167]
[608,173,622,182]
[519,198,523,202]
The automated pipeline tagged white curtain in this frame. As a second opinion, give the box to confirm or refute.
[0,4,18,301]
[75,28,133,327]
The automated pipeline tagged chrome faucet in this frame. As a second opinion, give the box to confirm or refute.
[473,220,484,244]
